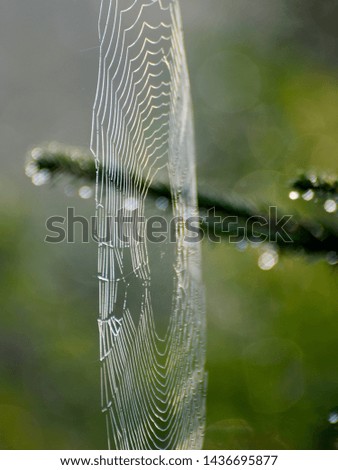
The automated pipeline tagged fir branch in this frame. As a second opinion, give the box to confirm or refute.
[291,173,338,198]
[26,145,338,260]
[29,146,97,182]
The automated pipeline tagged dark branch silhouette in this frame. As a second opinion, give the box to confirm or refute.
[26,145,338,261]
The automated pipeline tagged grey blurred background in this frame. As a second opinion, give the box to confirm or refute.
[0,0,338,449]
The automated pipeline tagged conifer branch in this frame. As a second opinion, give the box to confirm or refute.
[26,145,338,262]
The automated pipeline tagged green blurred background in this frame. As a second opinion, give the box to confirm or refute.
[0,0,337,449]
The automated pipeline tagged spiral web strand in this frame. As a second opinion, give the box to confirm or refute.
[91,0,206,450]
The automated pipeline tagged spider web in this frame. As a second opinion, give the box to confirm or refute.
[91,0,206,450]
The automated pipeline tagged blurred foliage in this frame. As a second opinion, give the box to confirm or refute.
[0,203,104,449]
[0,0,338,450]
